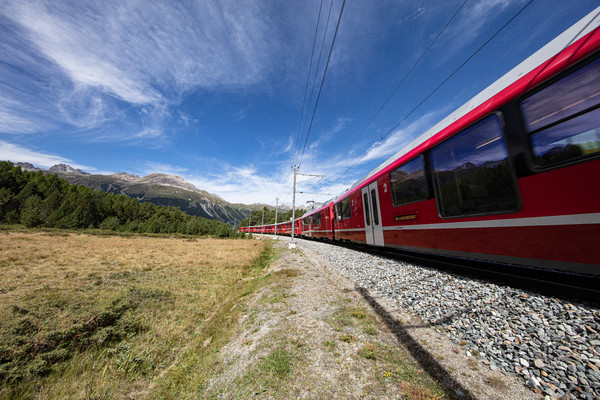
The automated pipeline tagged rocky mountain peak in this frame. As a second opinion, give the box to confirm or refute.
[110,172,140,181]
[48,164,89,175]
[140,173,201,193]
[15,162,41,172]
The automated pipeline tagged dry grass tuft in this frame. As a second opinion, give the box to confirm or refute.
[0,231,266,398]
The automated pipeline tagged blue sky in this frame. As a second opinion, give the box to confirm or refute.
[1,0,598,206]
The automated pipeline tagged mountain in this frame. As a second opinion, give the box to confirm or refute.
[14,162,275,226]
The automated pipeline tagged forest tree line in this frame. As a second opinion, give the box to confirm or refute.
[0,161,241,237]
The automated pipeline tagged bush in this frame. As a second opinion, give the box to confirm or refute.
[100,216,121,231]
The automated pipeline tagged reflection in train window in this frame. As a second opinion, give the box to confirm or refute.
[371,189,379,225]
[521,57,600,167]
[431,115,520,218]
[335,197,352,220]
[363,193,370,226]
[389,156,428,206]
[312,211,321,225]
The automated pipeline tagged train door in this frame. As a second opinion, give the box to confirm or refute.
[361,182,384,246]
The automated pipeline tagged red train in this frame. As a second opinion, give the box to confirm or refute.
[242,9,600,277]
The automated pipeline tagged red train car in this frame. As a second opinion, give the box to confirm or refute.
[242,9,600,277]
[332,9,600,276]
[300,200,335,240]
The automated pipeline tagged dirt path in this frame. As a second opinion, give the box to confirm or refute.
[203,239,533,399]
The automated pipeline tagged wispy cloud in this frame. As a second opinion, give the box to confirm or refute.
[307,117,352,152]
[4,1,274,103]
[0,140,95,170]
[141,162,189,176]
[0,100,45,134]
[432,0,516,63]
[185,164,289,205]
[0,0,284,137]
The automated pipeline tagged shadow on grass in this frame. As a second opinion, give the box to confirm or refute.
[356,286,477,400]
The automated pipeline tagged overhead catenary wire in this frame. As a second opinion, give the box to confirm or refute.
[298,0,334,157]
[331,0,535,186]
[331,0,469,168]
[275,166,294,200]
[297,0,347,169]
[292,0,325,168]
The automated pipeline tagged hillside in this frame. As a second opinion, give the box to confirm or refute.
[15,162,275,225]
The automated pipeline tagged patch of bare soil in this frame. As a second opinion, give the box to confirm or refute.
[203,239,533,399]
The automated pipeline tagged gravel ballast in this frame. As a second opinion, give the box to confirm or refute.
[290,237,600,400]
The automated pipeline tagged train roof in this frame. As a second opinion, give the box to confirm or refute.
[339,6,600,200]
[302,198,336,217]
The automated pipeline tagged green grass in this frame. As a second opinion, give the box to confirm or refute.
[358,344,377,360]
[261,348,293,377]
[0,232,270,399]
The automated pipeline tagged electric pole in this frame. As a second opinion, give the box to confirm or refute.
[291,165,297,245]
[290,165,325,247]
[274,197,279,238]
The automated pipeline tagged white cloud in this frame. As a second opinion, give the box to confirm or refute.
[0,88,57,134]
[185,165,286,205]
[0,107,43,134]
[0,140,95,171]
[359,111,438,164]
[141,162,189,176]
[433,0,515,63]
[283,135,294,153]
[0,0,291,137]
[8,3,160,105]
[139,159,340,206]
[4,0,274,104]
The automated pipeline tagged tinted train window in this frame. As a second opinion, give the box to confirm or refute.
[311,211,321,225]
[370,189,379,225]
[521,57,600,167]
[363,193,370,226]
[335,197,352,220]
[431,115,519,217]
[389,156,428,206]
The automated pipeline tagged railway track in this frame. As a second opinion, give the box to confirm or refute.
[285,236,600,399]
[333,240,600,305]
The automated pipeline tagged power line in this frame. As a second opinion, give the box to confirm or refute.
[298,0,347,168]
[332,0,535,185]
[332,0,469,167]
[292,0,325,168]
[295,0,336,166]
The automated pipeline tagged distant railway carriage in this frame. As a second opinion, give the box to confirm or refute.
[241,8,600,277]
[300,200,335,240]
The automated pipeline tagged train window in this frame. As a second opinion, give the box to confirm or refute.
[312,211,321,225]
[342,197,351,219]
[389,156,428,206]
[431,115,519,218]
[521,57,600,167]
[335,197,352,220]
[363,193,370,226]
[370,189,379,225]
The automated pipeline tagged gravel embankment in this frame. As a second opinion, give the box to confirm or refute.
[292,238,600,400]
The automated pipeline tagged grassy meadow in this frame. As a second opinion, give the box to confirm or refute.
[0,230,269,399]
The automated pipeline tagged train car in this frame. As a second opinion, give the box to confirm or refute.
[280,220,293,236]
[302,201,335,240]
[332,9,600,277]
[294,219,302,237]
